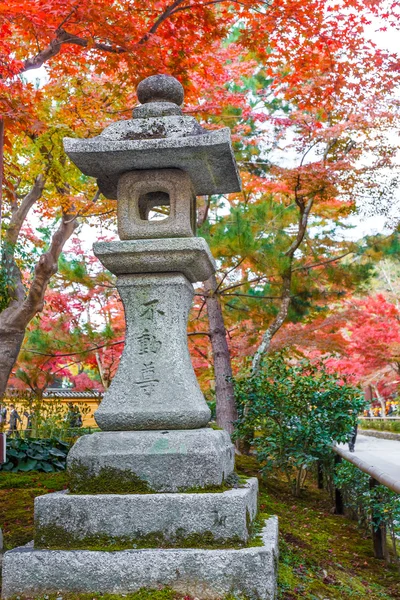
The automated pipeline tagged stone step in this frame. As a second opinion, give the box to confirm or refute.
[34,478,258,550]
[2,517,278,600]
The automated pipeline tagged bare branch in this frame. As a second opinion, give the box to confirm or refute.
[2,175,46,304]
[284,197,314,258]
[251,273,291,374]
[292,250,354,272]
[222,292,283,299]
[21,211,79,321]
[188,331,211,337]
[20,0,189,73]
[5,175,45,247]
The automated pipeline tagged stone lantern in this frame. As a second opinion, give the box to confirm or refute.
[1,75,278,600]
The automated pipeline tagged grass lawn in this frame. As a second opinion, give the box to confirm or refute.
[1,459,399,599]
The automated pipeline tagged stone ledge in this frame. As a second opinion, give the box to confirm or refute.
[34,478,258,549]
[93,237,216,282]
[1,518,278,600]
[359,429,400,441]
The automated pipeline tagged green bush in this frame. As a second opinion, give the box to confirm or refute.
[233,354,366,496]
[359,418,400,433]
[0,437,71,473]
[334,460,400,563]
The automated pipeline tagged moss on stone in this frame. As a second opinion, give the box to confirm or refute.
[207,422,223,430]
[177,481,233,493]
[68,463,154,494]
[68,463,249,495]
[8,587,180,600]
[34,522,249,551]
[8,588,252,600]
[178,473,249,494]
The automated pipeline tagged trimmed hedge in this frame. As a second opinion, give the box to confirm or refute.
[359,418,400,433]
[0,437,71,473]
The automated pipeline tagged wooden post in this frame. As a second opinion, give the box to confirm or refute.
[334,455,344,515]
[317,461,324,489]
[0,432,6,464]
[370,476,387,560]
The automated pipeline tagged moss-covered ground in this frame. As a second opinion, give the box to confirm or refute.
[0,471,68,550]
[1,459,400,599]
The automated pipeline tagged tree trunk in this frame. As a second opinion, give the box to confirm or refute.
[0,212,78,398]
[251,193,314,373]
[251,272,292,374]
[95,350,108,390]
[0,328,25,398]
[373,385,386,418]
[204,274,237,435]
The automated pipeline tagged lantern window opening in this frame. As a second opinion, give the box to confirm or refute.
[138,191,171,222]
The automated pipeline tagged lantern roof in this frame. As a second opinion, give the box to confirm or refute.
[63,74,241,198]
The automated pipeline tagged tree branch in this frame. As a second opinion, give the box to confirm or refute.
[20,0,189,73]
[285,196,314,258]
[2,175,45,305]
[5,175,45,247]
[21,211,79,322]
[292,250,354,272]
[251,273,292,374]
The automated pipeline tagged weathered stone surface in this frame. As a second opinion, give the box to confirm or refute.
[99,114,205,142]
[64,127,241,198]
[34,478,258,548]
[117,169,196,240]
[137,74,184,106]
[67,429,235,493]
[2,518,278,600]
[93,273,211,431]
[132,101,183,118]
[93,238,215,282]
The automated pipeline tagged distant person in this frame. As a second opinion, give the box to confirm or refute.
[7,404,21,437]
[23,410,35,436]
[65,402,75,428]
[348,409,358,453]
[66,403,82,428]
[73,405,83,428]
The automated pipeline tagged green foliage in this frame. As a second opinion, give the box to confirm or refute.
[3,394,93,440]
[334,461,400,563]
[233,459,400,599]
[234,354,366,495]
[360,418,400,433]
[0,264,12,311]
[0,437,71,473]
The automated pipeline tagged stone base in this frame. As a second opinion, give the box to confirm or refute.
[1,518,278,600]
[34,478,258,549]
[67,429,235,493]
